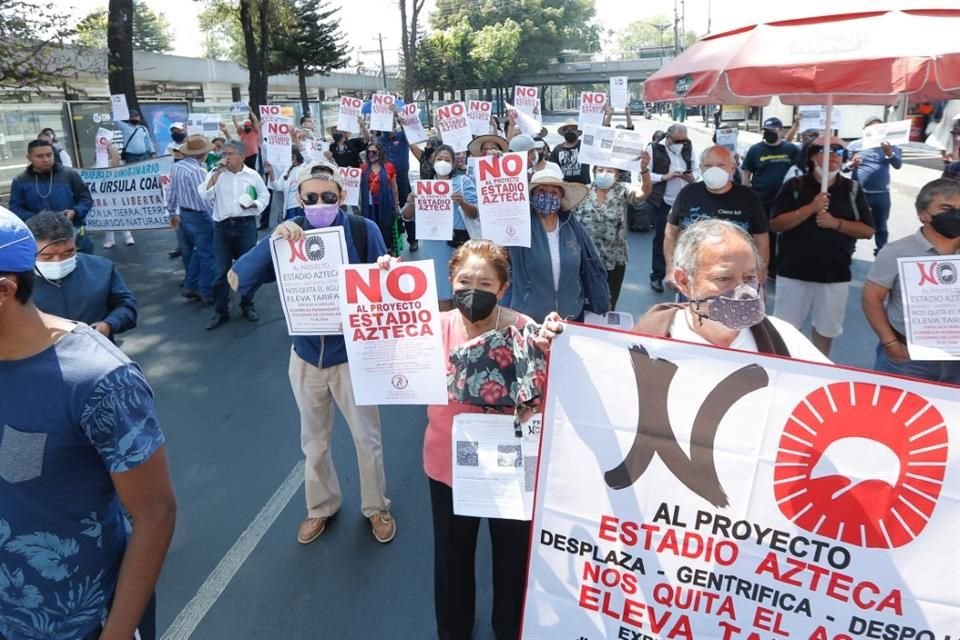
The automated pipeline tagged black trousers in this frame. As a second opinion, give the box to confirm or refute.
[649,200,671,281]
[429,478,530,640]
[607,263,626,310]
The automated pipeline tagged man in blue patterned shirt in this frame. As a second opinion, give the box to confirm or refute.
[0,206,175,640]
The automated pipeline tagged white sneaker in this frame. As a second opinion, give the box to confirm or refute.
[102,240,115,249]
[124,234,135,246]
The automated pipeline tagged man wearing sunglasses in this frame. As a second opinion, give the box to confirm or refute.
[228,163,397,546]
[769,135,874,357]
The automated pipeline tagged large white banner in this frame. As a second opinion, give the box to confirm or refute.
[339,260,447,405]
[897,255,960,361]
[523,323,959,639]
[476,152,530,247]
[435,102,472,153]
[80,157,174,231]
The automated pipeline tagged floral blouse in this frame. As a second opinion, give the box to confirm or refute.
[574,182,632,271]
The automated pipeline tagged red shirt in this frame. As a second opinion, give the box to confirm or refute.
[361,161,396,198]
[238,125,260,158]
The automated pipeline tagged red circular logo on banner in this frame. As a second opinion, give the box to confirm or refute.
[774,382,947,549]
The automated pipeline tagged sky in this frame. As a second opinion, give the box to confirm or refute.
[59,0,923,66]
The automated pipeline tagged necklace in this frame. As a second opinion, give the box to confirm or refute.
[34,171,53,199]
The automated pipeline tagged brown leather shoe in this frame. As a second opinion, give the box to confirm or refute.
[369,511,396,544]
[297,516,330,544]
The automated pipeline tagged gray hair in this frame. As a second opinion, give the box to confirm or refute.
[666,124,687,138]
[25,210,75,243]
[673,219,759,279]
[916,178,960,213]
[224,140,246,155]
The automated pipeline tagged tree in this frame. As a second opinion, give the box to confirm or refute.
[469,19,520,100]
[272,0,349,114]
[77,1,173,53]
[615,15,697,58]
[0,0,82,93]
[411,34,444,100]
[107,0,141,113]
[239,0,272,112]
[198,0,244,62]
[399,0,427,102]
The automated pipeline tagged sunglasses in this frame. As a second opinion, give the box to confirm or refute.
[811,144,846,157]
[302,191,339,205]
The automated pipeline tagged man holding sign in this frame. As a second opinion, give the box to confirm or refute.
[848,116,904,254]
[230,163,397,545]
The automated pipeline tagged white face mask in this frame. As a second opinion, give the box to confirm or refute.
[669,142,685,154]
[35,255,77,281]
[593,172,615,189]
[813,166,841,180]
[702,166,731,190]
[433,160,453,177]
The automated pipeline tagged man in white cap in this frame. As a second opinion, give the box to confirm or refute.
[166,122,187,158]
[508,134,560,181]
[229,162,397,545]
[0,206,175,640]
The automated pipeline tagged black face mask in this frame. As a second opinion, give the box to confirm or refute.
[454,288,498,323]
[244,126,252,133]
[333,133,344,143]
[762,130,779,144]
[930,208,960,239]
[171,131,186,143]
[563,131,579,143]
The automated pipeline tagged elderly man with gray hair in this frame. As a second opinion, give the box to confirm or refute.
[646,123,699,293]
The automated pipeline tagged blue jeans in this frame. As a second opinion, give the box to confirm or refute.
[178,208,217,300]
[865,191,891,253]
[212,217,258,316]
[873,343,960,386]
[649,200,670,281]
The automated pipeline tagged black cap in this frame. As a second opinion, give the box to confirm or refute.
[129,109,141,119]
[762,117,783,130]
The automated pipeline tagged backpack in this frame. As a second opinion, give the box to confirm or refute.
[292,213,369,262]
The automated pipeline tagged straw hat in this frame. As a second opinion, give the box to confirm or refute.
[468,134,508,157]
[529,169,588,210]
[179,134,213,157]
[557,119,581,136]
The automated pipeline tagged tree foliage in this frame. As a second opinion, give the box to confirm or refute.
[76,0,173,53]
[0,0,83,92]
[469,19,520,86]
[615,15,697,56]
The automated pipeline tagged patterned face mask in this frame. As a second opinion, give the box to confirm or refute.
[531,191,562,216]
[691,283,765,330]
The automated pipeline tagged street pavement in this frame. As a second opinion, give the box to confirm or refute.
[103,112,944,639]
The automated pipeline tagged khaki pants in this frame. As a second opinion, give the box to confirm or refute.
[288,350,390,518]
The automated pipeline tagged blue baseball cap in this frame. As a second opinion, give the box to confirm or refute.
[0,206,37,272]
[762,117,784,130]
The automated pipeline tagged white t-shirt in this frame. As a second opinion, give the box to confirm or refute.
[668,309,831,364]
[545,226,561,291]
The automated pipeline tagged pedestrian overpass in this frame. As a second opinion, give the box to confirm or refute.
[513,56,669,87]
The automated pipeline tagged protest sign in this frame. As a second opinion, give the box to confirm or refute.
[578,124,646,173]
[186,114,205,136]
[80,157,174,231]
[897,255,960,360]
[414,180,454,241]
[231,102,248,117]
[270,226,348,336]
[338,167,361,207]
[860,119,912,150]
[798,105,844,132]
[721,104,747,121]
[339,260,447,405]
[610,77,629,109]
[468,100,493,136]
[716,127,739,152]
[435,102,472,153]
[110,94,130,122]
[337,96,363,134]
[261,116,293,174]
[370,93,396,132]
[303,138,326,163]
[452,413,541,521]
[95,128,112,168]
[400,102,428,144]
[513,85,541,126]
[476,152,530,247]
[578,91,607,129]
[522,322,959,638]
[504,101,542,137]
[259,104,281,120]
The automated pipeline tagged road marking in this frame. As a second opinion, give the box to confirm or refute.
[161,461,304,640]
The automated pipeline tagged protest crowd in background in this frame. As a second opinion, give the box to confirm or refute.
[1,78,959,640]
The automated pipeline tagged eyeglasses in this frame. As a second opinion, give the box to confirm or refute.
[811,144,846,157]
[302,191,339,205]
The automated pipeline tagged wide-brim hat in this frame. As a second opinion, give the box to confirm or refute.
[557,119,581,136]
[179,134,213,157]
[468,134,508,157]
[529,169,588,210]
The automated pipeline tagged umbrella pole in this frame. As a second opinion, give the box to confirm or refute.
[820,95,833,194]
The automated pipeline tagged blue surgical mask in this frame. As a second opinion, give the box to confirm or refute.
[532,191,562,216]
[594,172,615,189]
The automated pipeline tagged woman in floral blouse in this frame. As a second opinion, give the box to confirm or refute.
[574,153,652,308]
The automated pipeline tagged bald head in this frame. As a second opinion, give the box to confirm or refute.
[700,145,735,172]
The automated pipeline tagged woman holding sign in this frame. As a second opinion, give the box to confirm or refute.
[360,140,401,255]
[401,144,478,310]
[381,240,532,640]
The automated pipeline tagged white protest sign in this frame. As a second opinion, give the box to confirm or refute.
[897,255,960,360]
[186,114,205,136]
[337,96,363,134]
[339,260,447,405]
[513,85,541,126]
[504,101,542,137]
[798,105,844,132]
[203,114,221,135]
[468,100,493,136]
[861,119,912,150]
[95,127,112,168]
[476,152,530,247]
[259,104,281,120]
[578,91,607,129]
[577,124,645,173]
[522,323,960,638]
[435,101,472,153]
[261,115,293,174]
[338,166,361,207]
[303,138,326,163]
[400,102,428,144]
[270,226,348,336]
[414,180,454,241]
[716,126,739,152]
[370,93,396,132]
[80,157,174,231]
[610,76,629,109]
[452,413,541,521]
[110,94,130,122]
[231,102,248,117]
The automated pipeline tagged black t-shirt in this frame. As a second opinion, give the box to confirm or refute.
[328,137,365,168]
[668,182,769,234]
[550,141,591,184]
[742,141,800,210]
[771,175,874,283]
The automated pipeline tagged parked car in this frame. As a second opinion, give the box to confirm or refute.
[628,99,645,114]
